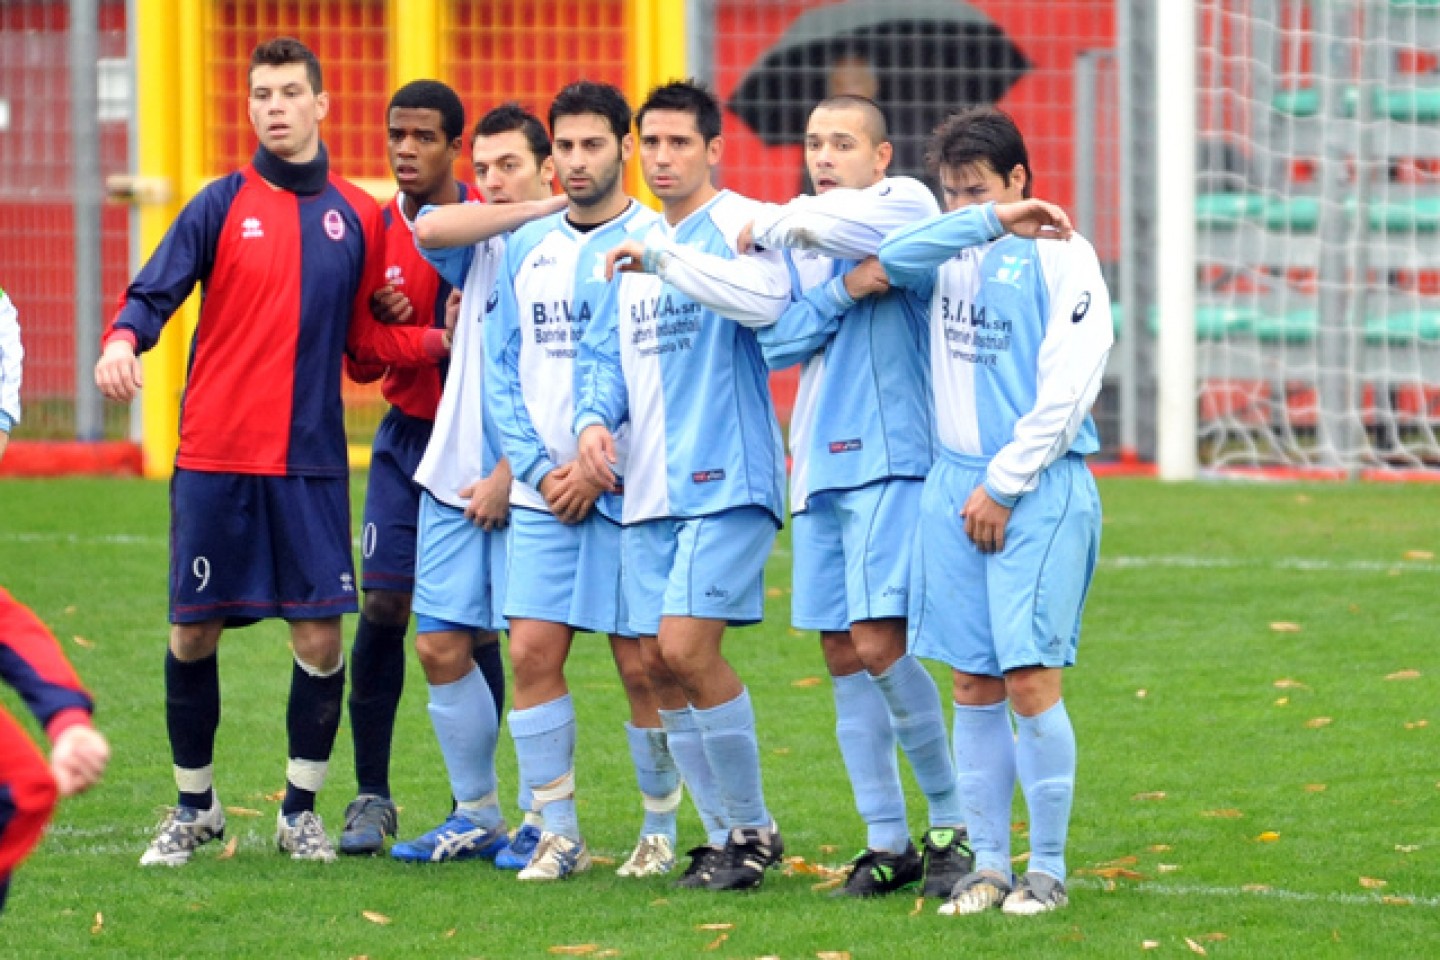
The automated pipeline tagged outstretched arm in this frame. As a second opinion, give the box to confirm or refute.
[749,176,939,260]
[606,235,792,329]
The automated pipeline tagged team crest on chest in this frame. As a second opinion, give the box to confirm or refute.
[241,217,264,240]
[385,264,405,287]
[323,209,346,241]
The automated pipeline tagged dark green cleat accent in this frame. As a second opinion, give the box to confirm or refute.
[921,826,976,898]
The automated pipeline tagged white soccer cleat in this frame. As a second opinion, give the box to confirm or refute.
[616,834,676,878]
[140,801,226,867]
[516,831,591,881]
[938,869,1012,916]
[1002,871,1069,915]
[276,810,337,862]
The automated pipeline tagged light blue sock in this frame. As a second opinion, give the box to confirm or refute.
[693,688,771,830]
[873,655,964,827]
[625,722,680,843]
[508,694,579,841]
[952,700,1017,877]
[832,671,909,854]
[428,667,503,831]
[1014,700,1076,882]
[659,706,727,846]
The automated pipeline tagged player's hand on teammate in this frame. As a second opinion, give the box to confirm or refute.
[50,724,110,798]
[460,466,511,532]
[961,484,1013,554]
[737,221,756,254]
[995,198,1074,241]
[94,339,144,402]
[577,424,620,493]
[371,284,416,325]
[843,256,891,300]
[605,240,650,279]
[540,462,600,525]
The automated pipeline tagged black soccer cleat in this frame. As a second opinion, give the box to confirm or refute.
[921,826,976,898]
[703,824,785,892]
[833,843,924,898]
[674,844,726,889]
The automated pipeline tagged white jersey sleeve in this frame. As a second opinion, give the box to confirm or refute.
[985,235,1113,505]
[0,289,21,432]
[752,176,939,260]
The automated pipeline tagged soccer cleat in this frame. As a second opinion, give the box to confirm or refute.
[494,822,542,871]
[338,794,398,856]
[139,801,226,867]
[833,844,924,898]
[1002,871,1069,915]
[276,810,337,862]
[920,826,976,898]
[937,869,1013,916]
[516,831,592,881]
[390,812,509,864]
[617,834,676,878]
[674,845,725,889]
[703,824,785,891]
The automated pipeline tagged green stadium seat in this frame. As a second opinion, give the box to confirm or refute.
[1390,0,1440,9]
[1272,86,1440,122]
[1261,196,1321,231]
[1195,304,1260,339]
[1196,192,1264,227]
[1364,309,1440,343]
[1368,197,1440,232]
[1254,308,1318,342]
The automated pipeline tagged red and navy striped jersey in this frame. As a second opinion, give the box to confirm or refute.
[344,183,473,420]
[107,163,443,477]
[0,588,92,741]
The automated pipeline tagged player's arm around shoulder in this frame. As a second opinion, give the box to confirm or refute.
[414,195,568,250]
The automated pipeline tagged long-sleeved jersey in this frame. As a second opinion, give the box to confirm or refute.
[574,190,787,525]
[413,226,507,509]
[0,289,20,433]
[0,588,92,742]
[750,177,938,512]
[343,186,471,421]
[106,155,442,477]
[485,200,656,515]
[878,201,1113,506]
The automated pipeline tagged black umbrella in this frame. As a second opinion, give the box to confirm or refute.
[727,0,1031,182]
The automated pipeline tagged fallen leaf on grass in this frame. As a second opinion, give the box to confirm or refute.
[1199,933,1229,942]
[593,951,620,959]
[1269,622,1302,633]
[791,677,823,688]
[1405,719,1428,730]
[1185,937,1208,955]
[1359,877,1387,889]
[1273,678,1308,689]
[765,587,783,598]
[1012,851,1030,864]
[1148,844,1172,853]
[263,789,285,802]
[1256,831,1280,843]
[1396,844,1421,853]
[1403,549,1434,561]
[1242,884,1271,892]
[909,898,924,916]
[225,806,261,817]
[1135,689,1148,699]
[444,929,456,938]
[1304,784,1327,793]
[91,912,103,935]
[816,953,851,960]
[788,628,804,638]
[217,836,238,860]
[1274,697,1290,707]
[72,635,94,649]
[783,856,846,880]
[819,844,839,855]
[1201,809,1244,819]
[549,946,599,956]
[1132,791,1167,801]
[1078,866,1147,881]
[362,910,392,926]
[1141,940,1161,950]
[1382,896,1413,906]
[591,856,616,866]
[696,924,733,931]
[1305,717,1333,729]
[1012,821,1028,832]
[1158,864,1181,873]
[1294,494,1312,504]
[771,747,791,756]
[64,605,77,614]
[649,898,669,907]
[1386,669,1422,681]
[1097,856,1139,868]
[703,933,728,951]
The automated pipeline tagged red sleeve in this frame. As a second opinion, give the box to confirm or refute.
[0,588,94,739]
[345,194,448,367]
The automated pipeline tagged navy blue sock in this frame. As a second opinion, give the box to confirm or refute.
[166,650,220,810]
[347,614,407,798]
[283,657,345,816]
[473,636,505,720]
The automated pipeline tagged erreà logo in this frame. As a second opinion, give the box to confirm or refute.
[1071,291,1092,324]
[241,217,264,239]
[385,265,404,286]
[828,438,862,454]
[691,469,725,484]
[323,209,346,241]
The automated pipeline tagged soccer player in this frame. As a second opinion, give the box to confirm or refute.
[338,79,511,856]
[485,81,678,881]
[575,80,790,891]
[876,106,1110,916]
[385,103,564,866]
[95,37,441,865]
[739,95,973,898]
[0,587,110,913]
[0,287,20,462]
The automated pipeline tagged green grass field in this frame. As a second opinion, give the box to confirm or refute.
[1,476,1437,958]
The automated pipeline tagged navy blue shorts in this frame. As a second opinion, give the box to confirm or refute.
[360,407,433,592]
[169,469,358,626]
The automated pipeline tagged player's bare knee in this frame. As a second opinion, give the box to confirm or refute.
[290,618,343,674]
[415,630,471,682]
[508,635,562,689]
[819,631,865,676]
[849,619,906,675]
[362,589,412,626]
[1004,667,1062,716]
[169,621,222,661]
[952,670,1006,706]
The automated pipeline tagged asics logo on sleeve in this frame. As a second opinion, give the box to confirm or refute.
[1071,291,1092,324]
[486,288,500,312]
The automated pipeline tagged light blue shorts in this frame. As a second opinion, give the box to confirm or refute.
[908,451,1101,677]
[621,506,778,636]
[413,492,508,634]
[792,479,921,632]
[504,506,629,636]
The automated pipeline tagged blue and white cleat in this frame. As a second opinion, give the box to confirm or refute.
[494,822,542,871]
[390,813,509,864]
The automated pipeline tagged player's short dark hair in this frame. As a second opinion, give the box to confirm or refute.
[249,37,323,94]
[475,102,552,164]
[548,81,631,142]
[926,106,1033,198]
[387,80,465,141]
[636,80,722,143]
[811,94,889,145]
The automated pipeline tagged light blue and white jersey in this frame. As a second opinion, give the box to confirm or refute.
[575,189,788,525]
[0,288,21,433]
[878,201,1113,507]
[750,176,938,511]
[414,231,504,509]
[486,200,652,514]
